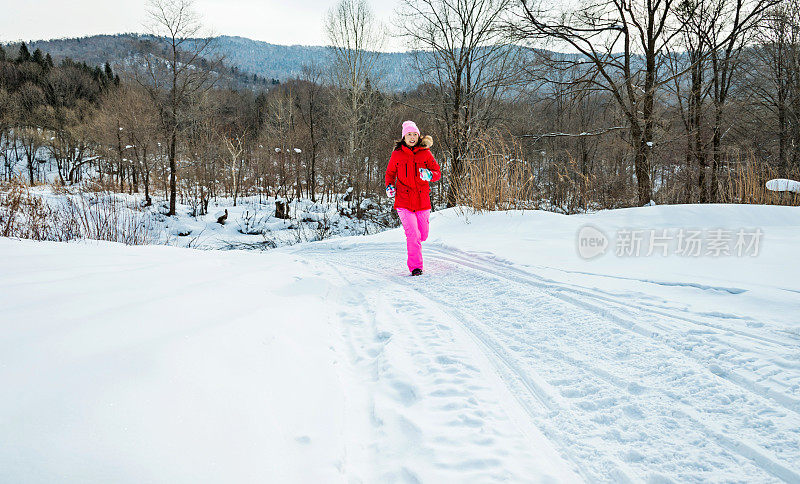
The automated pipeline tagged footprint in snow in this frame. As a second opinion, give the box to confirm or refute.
[390,380,419,406]
[622,404,645,420]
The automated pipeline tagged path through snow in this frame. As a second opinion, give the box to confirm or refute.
[292,238,800,483]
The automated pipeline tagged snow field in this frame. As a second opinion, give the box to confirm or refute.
[2,203,799,482]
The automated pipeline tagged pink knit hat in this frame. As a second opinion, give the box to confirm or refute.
[402,120,420,137]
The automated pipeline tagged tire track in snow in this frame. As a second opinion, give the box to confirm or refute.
[423,246,800,417]
[297,243,800,482]
[300,250,638,481]
[425,244,797,350]
[401,270,798,483]
[304,241,796,349]
[308,243,800,416]
[418,248,800,482]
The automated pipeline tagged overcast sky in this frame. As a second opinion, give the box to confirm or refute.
[0,0,404,50]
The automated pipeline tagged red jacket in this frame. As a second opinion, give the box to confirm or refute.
[385,135,442,211]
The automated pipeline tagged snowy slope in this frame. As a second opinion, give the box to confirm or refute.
[1,204,799,482]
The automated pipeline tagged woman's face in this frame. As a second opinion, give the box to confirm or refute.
[404,131,419,146]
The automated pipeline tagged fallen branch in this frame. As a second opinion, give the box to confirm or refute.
[514,126,627,142]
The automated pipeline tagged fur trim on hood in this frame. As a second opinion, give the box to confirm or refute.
[419,135,433,148]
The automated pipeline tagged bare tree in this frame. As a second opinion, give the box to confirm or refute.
[705,0,777,200]
[668,0,715,202]
[513,0,693,205]
[221,131,245,206]
[749,0,800,176]
[515,0,775,205]
[0,88,15,181]
[134,0,219,215]
[324,0,385,204]
[293,65,328,202]
[108,85,161,205]
[260,86,299,204]
[668,0,776,202]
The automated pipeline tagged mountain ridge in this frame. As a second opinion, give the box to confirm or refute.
[2,33,416,91]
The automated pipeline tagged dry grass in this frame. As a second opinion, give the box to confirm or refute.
[452,129,602,214]
[546,155,599,213]
[720,157,800,206]
[0,179,155,244]
[452,129,539,212]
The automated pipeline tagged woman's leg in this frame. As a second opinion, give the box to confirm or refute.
[416,209,431,242]
[397,208,422,272]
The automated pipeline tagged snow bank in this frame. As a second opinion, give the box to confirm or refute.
[0,240,347,482]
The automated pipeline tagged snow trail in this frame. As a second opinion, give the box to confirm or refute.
[313,252,581,482]
[294,240,800,483]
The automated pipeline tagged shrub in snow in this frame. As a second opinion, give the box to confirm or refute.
[2,186,396,249]
[359,198,377,211]
[342,187,354,201]
[173,224,192,237]
[237,210,270,235]
[306,202,327,213]
[157,202,171,215]
[0,182,153,244]
[300,211,327,223]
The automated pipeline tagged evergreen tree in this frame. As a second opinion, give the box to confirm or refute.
[32,48,44,67]
[104,62,113,79]
[17,42,31,63]
[45,53,54,68]
[0,45,5,62]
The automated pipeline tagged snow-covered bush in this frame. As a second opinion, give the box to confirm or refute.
[237,209,270,235]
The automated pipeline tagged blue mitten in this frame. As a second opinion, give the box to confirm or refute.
[386,184,396,198]
[419,168,433,181]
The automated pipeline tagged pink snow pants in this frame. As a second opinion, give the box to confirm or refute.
[397,208,431,272]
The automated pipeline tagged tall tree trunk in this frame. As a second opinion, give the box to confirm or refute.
[779,99,788,176]
[169,127,177,216]
[710,105,722,202]
[446,85,464,208]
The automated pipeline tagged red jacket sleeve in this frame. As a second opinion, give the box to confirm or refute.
[425,152,441,183]
[385,152,398,187]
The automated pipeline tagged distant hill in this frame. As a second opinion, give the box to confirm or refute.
[3,34,418,91]
[213,36,418,91]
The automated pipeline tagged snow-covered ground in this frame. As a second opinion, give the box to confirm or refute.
[1,204,799,482]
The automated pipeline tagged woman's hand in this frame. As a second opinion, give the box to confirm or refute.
[419,168,433,181]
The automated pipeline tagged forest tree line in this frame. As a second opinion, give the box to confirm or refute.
[1,0,799,216]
